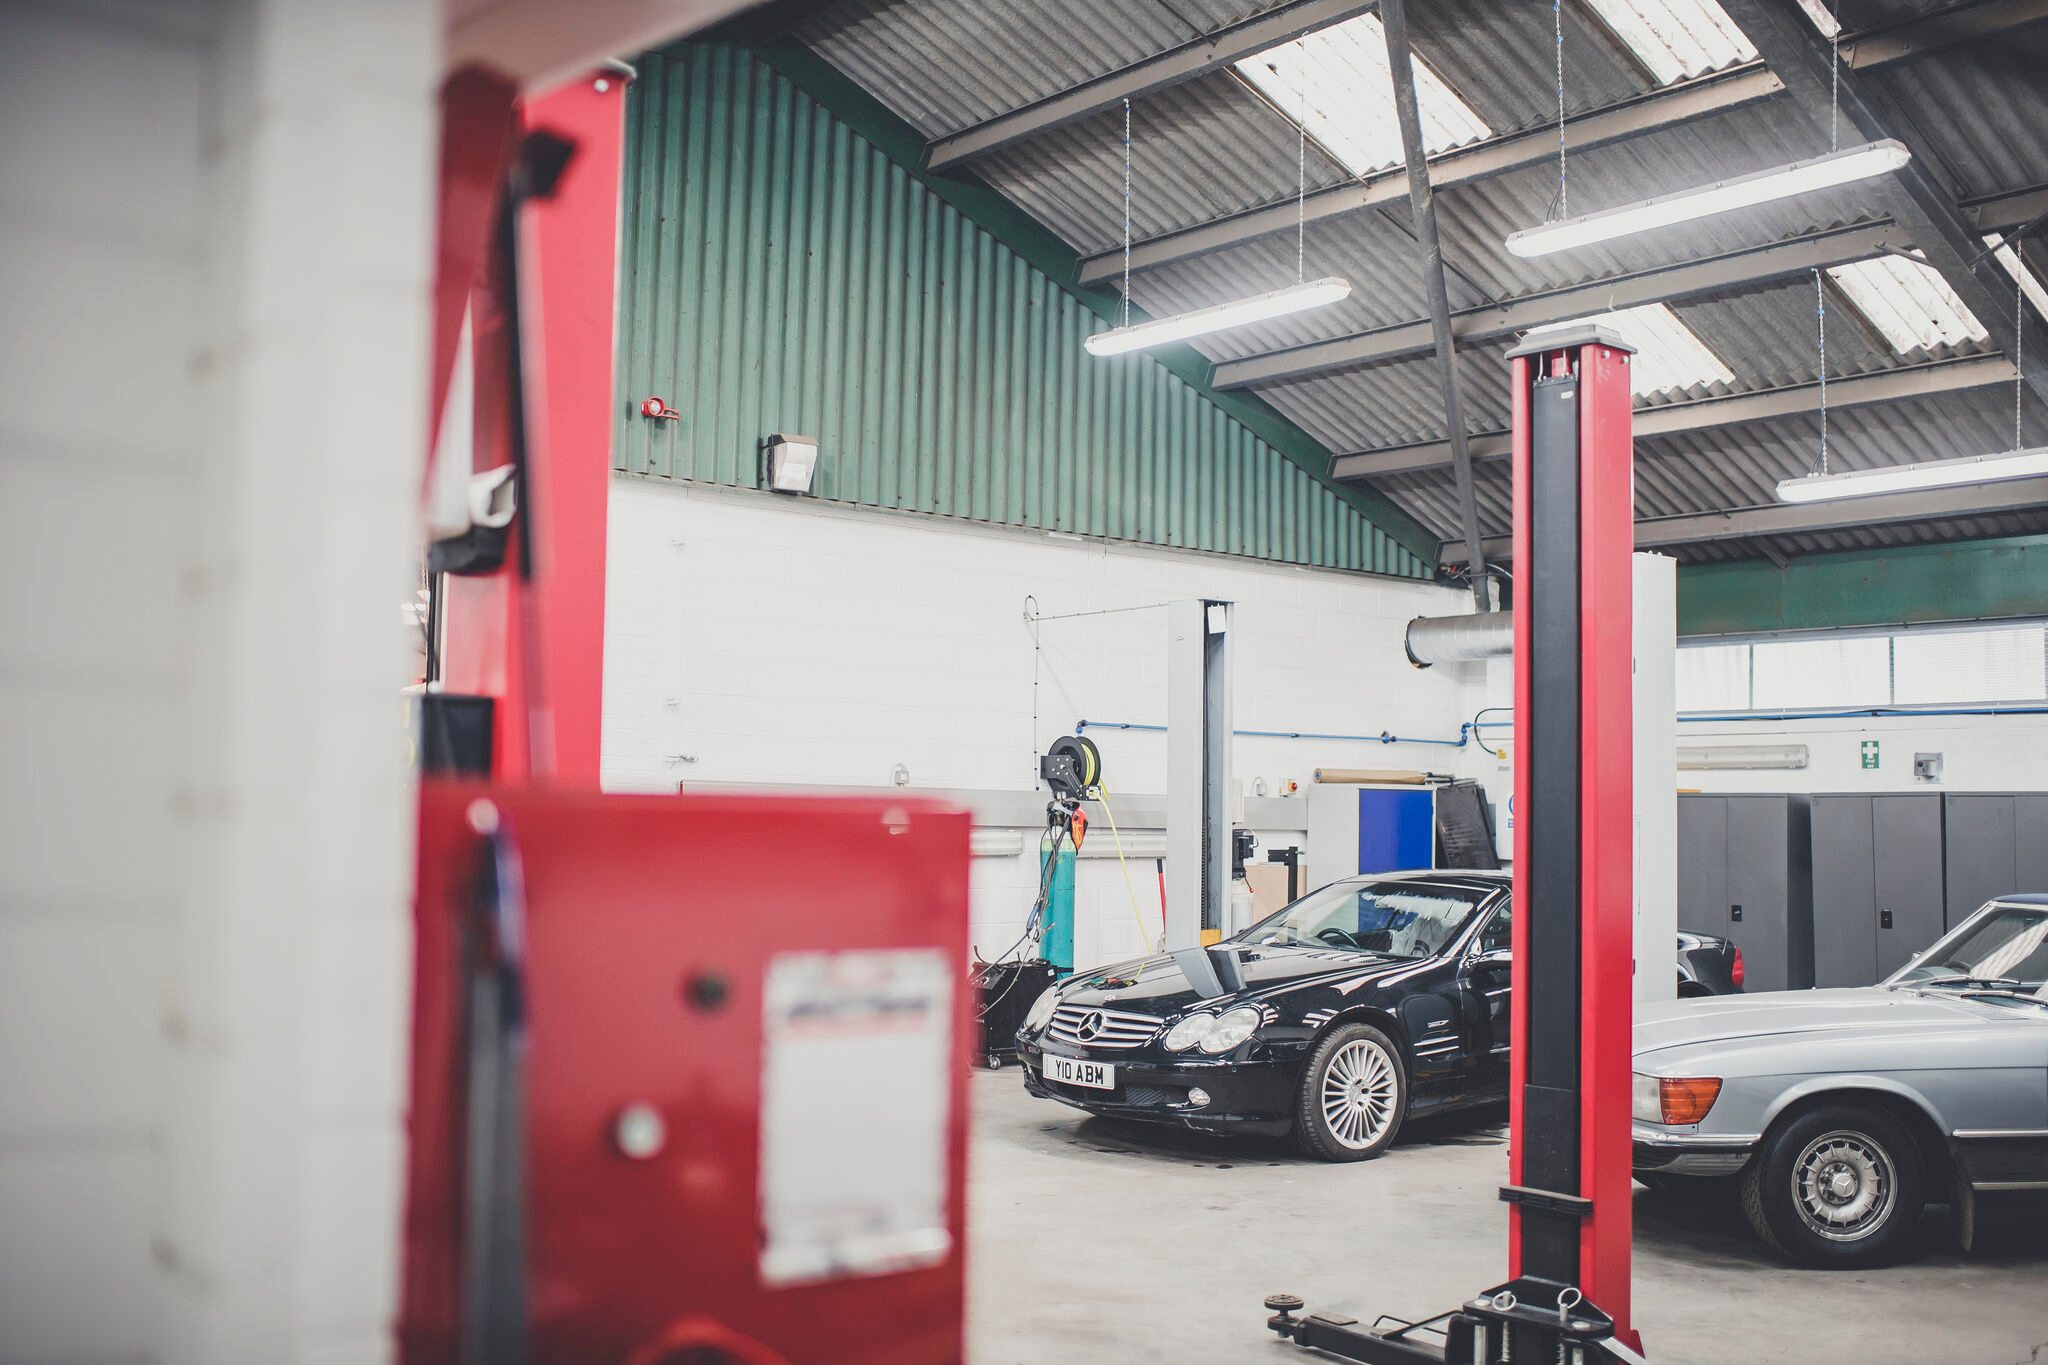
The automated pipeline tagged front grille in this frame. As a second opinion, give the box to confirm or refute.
[1045,1003,1163,1050]
[1121,1084,1179,1107]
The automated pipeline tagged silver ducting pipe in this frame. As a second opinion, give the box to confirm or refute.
[1405,612,1513,667]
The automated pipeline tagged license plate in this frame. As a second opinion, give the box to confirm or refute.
[1043,1054,1115,1090]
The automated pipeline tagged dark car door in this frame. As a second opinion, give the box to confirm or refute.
[1462,898,1513,1086]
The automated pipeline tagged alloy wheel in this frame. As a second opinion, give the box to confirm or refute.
[1320,1038,1398,1150]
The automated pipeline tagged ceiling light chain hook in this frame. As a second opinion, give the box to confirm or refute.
[2017,256,2026,452]
[1814,267,1829,477]
[1553,0,1568,217]
[1121,96,1133,331]
[1298,122,1306,285]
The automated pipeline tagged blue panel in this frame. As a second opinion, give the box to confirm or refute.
[1357,789,1435,874]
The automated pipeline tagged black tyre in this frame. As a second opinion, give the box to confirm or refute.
[1292,1022,1407,1162]
[1738,1101,1925,1268]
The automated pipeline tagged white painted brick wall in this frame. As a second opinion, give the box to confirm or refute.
[0,2,433,1361]
[603,480,1490,972]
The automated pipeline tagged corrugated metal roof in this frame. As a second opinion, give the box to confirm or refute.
[975,71,1349,254]
[795,0,1289,138]
[788,0,2048,567]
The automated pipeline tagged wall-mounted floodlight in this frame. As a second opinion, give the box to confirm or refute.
[764,434,819,494]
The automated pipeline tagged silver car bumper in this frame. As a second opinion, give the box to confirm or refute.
[1631,1121,1759,1177]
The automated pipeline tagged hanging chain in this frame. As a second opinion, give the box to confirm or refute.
[1829,2,1840,152]
[1121,96,1133,329]
[2017,251,2026,451]
[1298,123,1307,284]
[1554,0,1568,216]
[1815,268,1830,476]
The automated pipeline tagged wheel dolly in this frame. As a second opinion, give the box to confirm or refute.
[1262,327,1650,1365]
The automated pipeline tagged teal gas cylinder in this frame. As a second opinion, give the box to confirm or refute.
[1041,833,1076,976]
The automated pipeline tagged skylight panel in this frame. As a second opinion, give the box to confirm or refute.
[1234,13,1491,178]
[1580,0,1757,84]
[1984,233,2048,322]
[1525,303,1735,398]
[1826,254,1989,354]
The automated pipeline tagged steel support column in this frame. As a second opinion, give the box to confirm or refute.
[1381,0,1488,608]
[1165,599,1232,950]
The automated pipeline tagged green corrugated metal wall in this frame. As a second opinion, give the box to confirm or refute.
[615,43,1431,579]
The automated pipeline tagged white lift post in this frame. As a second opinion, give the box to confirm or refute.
[1633,552,1679,1002]
[1165,599,1232,951]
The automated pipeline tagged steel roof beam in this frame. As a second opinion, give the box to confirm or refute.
[1457,476,2048,559]
[1724,0,2048,414]
[1336,354,2016,479]
[921,0,1376,174]
[1072,0,2048,286]
[1836,0,2048,65]
[1381,0,1489,608]
[1214,221,1905,389]
[1964,183,2048,233]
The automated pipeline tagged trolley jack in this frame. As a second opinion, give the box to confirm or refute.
[1263,1273,1640,1364]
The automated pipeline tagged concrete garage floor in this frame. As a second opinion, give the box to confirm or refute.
[969,1070,2048,1365]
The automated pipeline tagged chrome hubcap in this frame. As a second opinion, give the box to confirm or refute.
[1320,1039,1398,1150]
[1792,1131,1895,1242]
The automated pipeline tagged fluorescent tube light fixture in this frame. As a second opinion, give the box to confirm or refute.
[1775,446,2048,502]
[1084,277,1352,356]
[1505,140,1912,258]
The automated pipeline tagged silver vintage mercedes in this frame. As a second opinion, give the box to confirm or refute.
[1632,894,2048,1268]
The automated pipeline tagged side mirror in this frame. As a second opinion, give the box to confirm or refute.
[1468,946,1512,972]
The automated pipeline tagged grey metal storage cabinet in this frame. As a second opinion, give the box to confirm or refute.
[1942,794,2048,926]
[1678,794,1815,991]
[1809,795,1945,987]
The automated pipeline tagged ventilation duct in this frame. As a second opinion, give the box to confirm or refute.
[1405,612,1513,667]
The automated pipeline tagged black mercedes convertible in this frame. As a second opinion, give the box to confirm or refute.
[1015,870,1740,1161]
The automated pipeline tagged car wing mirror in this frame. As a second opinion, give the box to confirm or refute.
[1468,947,1512,971]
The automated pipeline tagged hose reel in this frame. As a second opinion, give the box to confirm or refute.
[1039,735,1102,800]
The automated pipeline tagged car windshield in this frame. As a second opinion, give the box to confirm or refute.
[1234,880,1492,960]
[1888,902,2048,1002]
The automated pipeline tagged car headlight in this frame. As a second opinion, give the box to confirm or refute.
[1163,1013,1215,1052]
[1022,986,1061,1033]
[1633,1071,1722,1125]
[1198,1006,1263,1055]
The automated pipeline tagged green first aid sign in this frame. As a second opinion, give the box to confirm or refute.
[1861,740,1880,770]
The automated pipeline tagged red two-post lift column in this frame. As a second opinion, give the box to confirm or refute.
[1263,327,1642,1365]
[1504,324,1641,1359]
